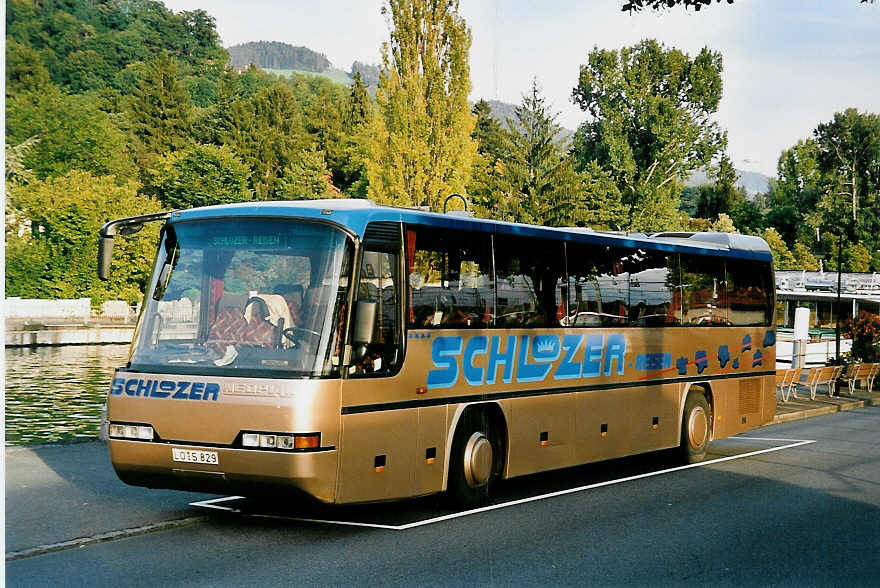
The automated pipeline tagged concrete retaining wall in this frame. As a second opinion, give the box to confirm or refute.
[6,326,135,347]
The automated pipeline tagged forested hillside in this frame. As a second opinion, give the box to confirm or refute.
[5,0,372,303]
[228,41,331,72]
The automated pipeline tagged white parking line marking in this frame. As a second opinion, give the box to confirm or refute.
[191,438,816,531]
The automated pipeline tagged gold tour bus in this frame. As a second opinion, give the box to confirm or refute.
[98,199,776,506]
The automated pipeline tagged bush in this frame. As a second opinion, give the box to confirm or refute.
[844,311,880,363]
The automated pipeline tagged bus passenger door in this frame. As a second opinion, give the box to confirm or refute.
[337,234,425,502]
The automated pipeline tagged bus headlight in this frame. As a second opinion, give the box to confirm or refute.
[109,423,153,441]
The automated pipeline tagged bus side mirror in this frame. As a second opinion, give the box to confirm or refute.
[352,300,377,361]
[98,234,115,281]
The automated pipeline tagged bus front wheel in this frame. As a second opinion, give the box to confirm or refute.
[680,392,711,464]
[447,410,498,507]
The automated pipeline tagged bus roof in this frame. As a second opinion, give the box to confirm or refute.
[170,199,773,262]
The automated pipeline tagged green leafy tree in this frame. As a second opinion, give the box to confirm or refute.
[143,144,252,209]
[791,242,820,271]
[813,108,880,249]
[367,0,477,210]
[576,161,630,230]
[765,139,822,246]
[6,171,163,303]
[711,213,738,233]
[571,39,726,231]
[729,200,764,233]
[278,147,340,199]
[5,39,51,93]
[6,85,137,181]
[762,227,796,269]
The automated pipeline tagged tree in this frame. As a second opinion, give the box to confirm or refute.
[813,108,880,249]
[6,85,137,182]
[129,52,194,162]
[791,242,820,271]
[366,0,477,210]
[6,171,163,303]
[219,83,309,198]
[143,144,252,209]
[471,99,506,162]
[5,39,51,94]
[622,0,732,11]
[571,39,726,231]
[762,227,796,270]
[278,147,341,200]
[765,139,822,246]
[499,79,585,225]
[621,0,872,11]
[345,72,373,129]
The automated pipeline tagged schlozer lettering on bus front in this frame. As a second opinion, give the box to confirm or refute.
[98,198,777,506]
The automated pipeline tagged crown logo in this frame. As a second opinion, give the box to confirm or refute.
[534,337,558,354]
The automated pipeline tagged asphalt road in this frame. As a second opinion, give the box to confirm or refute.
[7,407,880,587]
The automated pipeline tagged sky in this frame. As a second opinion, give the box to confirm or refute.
[162,0,880,177]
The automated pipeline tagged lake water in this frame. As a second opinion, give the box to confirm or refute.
[5,344,130,445]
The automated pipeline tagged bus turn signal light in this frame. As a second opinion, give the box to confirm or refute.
[294,434,320,449]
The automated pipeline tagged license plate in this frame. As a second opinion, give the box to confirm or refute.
[172,448,219,465]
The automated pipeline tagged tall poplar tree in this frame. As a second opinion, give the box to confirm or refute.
[366,0,477,210]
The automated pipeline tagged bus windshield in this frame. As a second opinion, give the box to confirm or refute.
[130,218,352,378]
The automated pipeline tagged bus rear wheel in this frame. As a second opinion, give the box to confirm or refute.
[447,409,498,507]
[680,392,711,464]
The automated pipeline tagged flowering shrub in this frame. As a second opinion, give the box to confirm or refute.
[844,311,880,363]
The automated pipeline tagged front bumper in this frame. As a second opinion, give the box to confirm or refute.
[109,439,339,503]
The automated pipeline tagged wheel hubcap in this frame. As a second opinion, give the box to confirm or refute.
[688,406,708,450]
[463,432,493,489]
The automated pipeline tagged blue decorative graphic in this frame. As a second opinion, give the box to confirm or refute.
[636,353,671,371]
[695,350,708,374]
[676,356,689,375]
[717,345,730,368]
[763,330,776,348]
[733,358,740,369]
[741,334,752,352]
[752,349,763,367]
[516,335,557,383]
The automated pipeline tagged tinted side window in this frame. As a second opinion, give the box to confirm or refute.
[565,243,628,327]
[625,249,679,327]
[406,226,493,329]
[680,253,727,326]
[494,235,566,328]
[726,259,773,326]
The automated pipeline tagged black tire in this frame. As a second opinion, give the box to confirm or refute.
[680,392,711,464]
[447,409,499,507]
